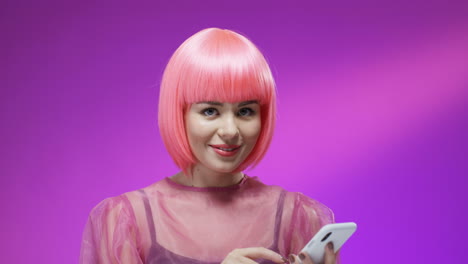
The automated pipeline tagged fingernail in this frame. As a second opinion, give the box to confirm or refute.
[298,253,306,260]
[288,254,295,263]
[328,243,334,250]
[281,256,288,263]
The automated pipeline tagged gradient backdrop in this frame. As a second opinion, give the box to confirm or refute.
[2,0,468,263]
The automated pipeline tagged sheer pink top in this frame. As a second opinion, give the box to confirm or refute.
[79,175,335,263]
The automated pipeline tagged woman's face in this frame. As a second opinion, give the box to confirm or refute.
[185,100,261,174]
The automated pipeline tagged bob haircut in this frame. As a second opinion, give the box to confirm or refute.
[158,28,277,176]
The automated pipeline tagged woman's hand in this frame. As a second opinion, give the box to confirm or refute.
[221,247,287,264]
[288,243,337,264]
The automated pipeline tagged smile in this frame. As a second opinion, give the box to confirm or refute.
[209,145,241,157]
[214,147,237,151]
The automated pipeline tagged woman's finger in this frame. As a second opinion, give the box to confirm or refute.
[222,255,257,264]
[228,247,286,263]
[288,254,303,264]
[297,252,316,264]
[324,243,336,264]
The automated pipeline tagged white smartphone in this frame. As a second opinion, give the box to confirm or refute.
[301,222,357,264]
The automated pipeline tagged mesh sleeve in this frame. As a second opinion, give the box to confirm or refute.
[287,193,338,258]
[79,194,143,264]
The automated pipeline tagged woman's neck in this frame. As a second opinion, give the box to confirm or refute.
[171,164,244,188]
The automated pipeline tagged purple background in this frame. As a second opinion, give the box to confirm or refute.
[2,0,468,263]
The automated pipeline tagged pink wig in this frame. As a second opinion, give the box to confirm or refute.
[158,28,277,176]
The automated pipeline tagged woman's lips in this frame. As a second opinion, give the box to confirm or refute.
[209,144,241,157]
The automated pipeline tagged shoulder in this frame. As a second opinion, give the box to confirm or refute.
[245,176,334,218]
[247,176,328,203]
[87,182,158,224]
[92,178,169,208]
[292,192,334,222]
[244,175,283,192]
[247,177,335,223]
[290,192,332,212]
[88,192,134,223]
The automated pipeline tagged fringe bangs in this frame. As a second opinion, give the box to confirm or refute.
[177,31,275,105]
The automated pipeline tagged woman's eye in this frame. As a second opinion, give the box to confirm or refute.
[238,108,255,117]
[201,108,218,116]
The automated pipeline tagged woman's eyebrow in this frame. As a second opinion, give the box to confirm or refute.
[238,100,259,107]
[195,100,259,106]
[195,101,223,106]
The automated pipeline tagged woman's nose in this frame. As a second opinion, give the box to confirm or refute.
[217,115,239,140]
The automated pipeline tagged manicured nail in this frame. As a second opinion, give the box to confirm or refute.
[281,256,289,263]
[288,254,295,263]
[298,253,306,260]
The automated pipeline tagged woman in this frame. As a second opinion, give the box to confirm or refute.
[80,28,338,264]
